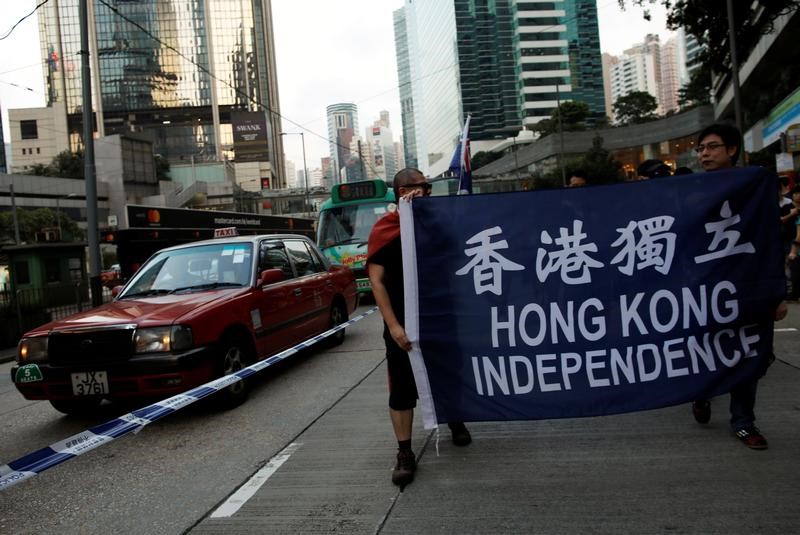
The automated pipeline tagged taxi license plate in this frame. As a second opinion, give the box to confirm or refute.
[71,371,109,396]
[356,279,371,291]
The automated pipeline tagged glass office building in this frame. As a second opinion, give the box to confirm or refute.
[38,0,283,182]
[402,0,462,176]
[393,8,418,170]
[398,0,605,175]
[455,0,521,140]
[517,0,604,125]
[326,102,359,184]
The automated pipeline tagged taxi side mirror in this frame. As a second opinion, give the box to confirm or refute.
[258,268,284,287]
[111,285,124,298]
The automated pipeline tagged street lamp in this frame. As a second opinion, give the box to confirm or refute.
[555,82,566,187]
[280,131,310,214]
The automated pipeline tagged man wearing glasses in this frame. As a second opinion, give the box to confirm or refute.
[694,123,743,172]
[367,168,471,487]
[690,123,787,450]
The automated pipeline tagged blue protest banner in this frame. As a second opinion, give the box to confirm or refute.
[400,167,785,429]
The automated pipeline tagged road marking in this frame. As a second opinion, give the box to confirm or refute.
[210,442,302,518]
[775,328,798,332]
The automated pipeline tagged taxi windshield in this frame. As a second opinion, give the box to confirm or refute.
[119,242,253,298]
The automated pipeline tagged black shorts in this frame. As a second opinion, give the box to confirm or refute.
[385,335,418,411]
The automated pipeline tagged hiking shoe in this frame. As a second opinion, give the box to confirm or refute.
[692,400,711,424]
[735,427,768,450]
[449,422,472,446]
[392,449,416,487]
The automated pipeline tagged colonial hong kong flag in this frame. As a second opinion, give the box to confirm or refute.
[448,115,472,195]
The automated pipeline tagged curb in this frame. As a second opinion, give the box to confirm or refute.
[0,348,17,365]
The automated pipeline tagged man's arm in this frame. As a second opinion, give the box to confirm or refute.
[780,207,799,224]
[368,262,412,352]
[790,224,800,261]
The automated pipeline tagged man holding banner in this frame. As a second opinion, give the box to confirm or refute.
[399,129,786,457]
[691,123,787,449]
[368,168,472,488]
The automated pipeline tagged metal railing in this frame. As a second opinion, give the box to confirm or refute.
[0,282,114,347]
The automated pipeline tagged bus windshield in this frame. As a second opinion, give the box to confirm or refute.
[318,201,390,250]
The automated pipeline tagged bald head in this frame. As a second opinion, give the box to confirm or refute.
[393,168,426,198]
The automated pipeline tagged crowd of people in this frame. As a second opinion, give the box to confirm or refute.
[367,122,788,489]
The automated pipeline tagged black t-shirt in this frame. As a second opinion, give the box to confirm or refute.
[369,236,405,330]
[780,202,797,244]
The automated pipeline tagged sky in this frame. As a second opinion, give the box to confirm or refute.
[0,0,676,174]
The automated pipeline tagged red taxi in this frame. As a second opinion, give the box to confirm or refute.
[11,233,357,415]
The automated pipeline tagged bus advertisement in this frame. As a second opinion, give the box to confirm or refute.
[316,180,395,293]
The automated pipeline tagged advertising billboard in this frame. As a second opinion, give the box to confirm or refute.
[231,111,270,162]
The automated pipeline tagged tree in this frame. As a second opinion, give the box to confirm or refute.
[533,101,591,137]
[50,150,84,179]
[619,1,799,73]
[154,154,171,181]
[677,66,712,109]
[537,136,624,187]
[471,150,503,170]
[0,208,81,244]
[613,91,658,125]
[580,136,625,184]
[23,150,84,179]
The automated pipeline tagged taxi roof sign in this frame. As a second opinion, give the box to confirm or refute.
[214,227,239,238]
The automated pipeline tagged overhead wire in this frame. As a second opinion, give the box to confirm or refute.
[0,0,50,41]
[3,0,621,180]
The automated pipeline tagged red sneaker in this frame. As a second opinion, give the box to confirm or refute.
[735,427,768,450]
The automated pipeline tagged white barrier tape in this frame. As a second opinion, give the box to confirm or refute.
[0,306,378,491]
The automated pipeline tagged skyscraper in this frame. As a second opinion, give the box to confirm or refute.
[326,102,358,183]
[397,0,605,176]
[365,114,399,181]
[659,35,688,115]
[609,35,663,119]
[38,0,284,185]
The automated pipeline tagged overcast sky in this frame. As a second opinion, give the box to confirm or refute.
[0,0,676,172]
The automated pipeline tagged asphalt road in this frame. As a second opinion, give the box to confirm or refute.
[0,305,387,535]
[2,304,800,534]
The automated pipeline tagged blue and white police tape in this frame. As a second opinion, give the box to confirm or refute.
[0,306,379,491]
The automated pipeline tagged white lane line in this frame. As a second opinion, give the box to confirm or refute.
[775,328,798,332]
[211,442,302,518]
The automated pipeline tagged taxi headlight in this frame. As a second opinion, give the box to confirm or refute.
[134,326,193,353]
[18,337,48,363]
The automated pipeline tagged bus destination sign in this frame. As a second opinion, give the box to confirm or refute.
[334,180,387,203]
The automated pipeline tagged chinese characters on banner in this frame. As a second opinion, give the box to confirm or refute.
[400,167,785,429]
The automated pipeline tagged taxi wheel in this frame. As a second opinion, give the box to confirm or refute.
[49,398,102,417]
[327,302,348,347]
[217,337,249,408]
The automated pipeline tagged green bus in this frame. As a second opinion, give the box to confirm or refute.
[317,180,395,294]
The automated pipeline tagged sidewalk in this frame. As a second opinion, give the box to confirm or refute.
[191,351,800,534]
[0,346,16,364]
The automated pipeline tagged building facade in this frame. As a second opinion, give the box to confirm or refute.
[608,34,662,119]
[397,0,605,176]
[393,9,417,169]
[326,102,359,183]
[365,114,399,181]
[37,0,285,187]
[659,35,688,115]
[7,103,70,173]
